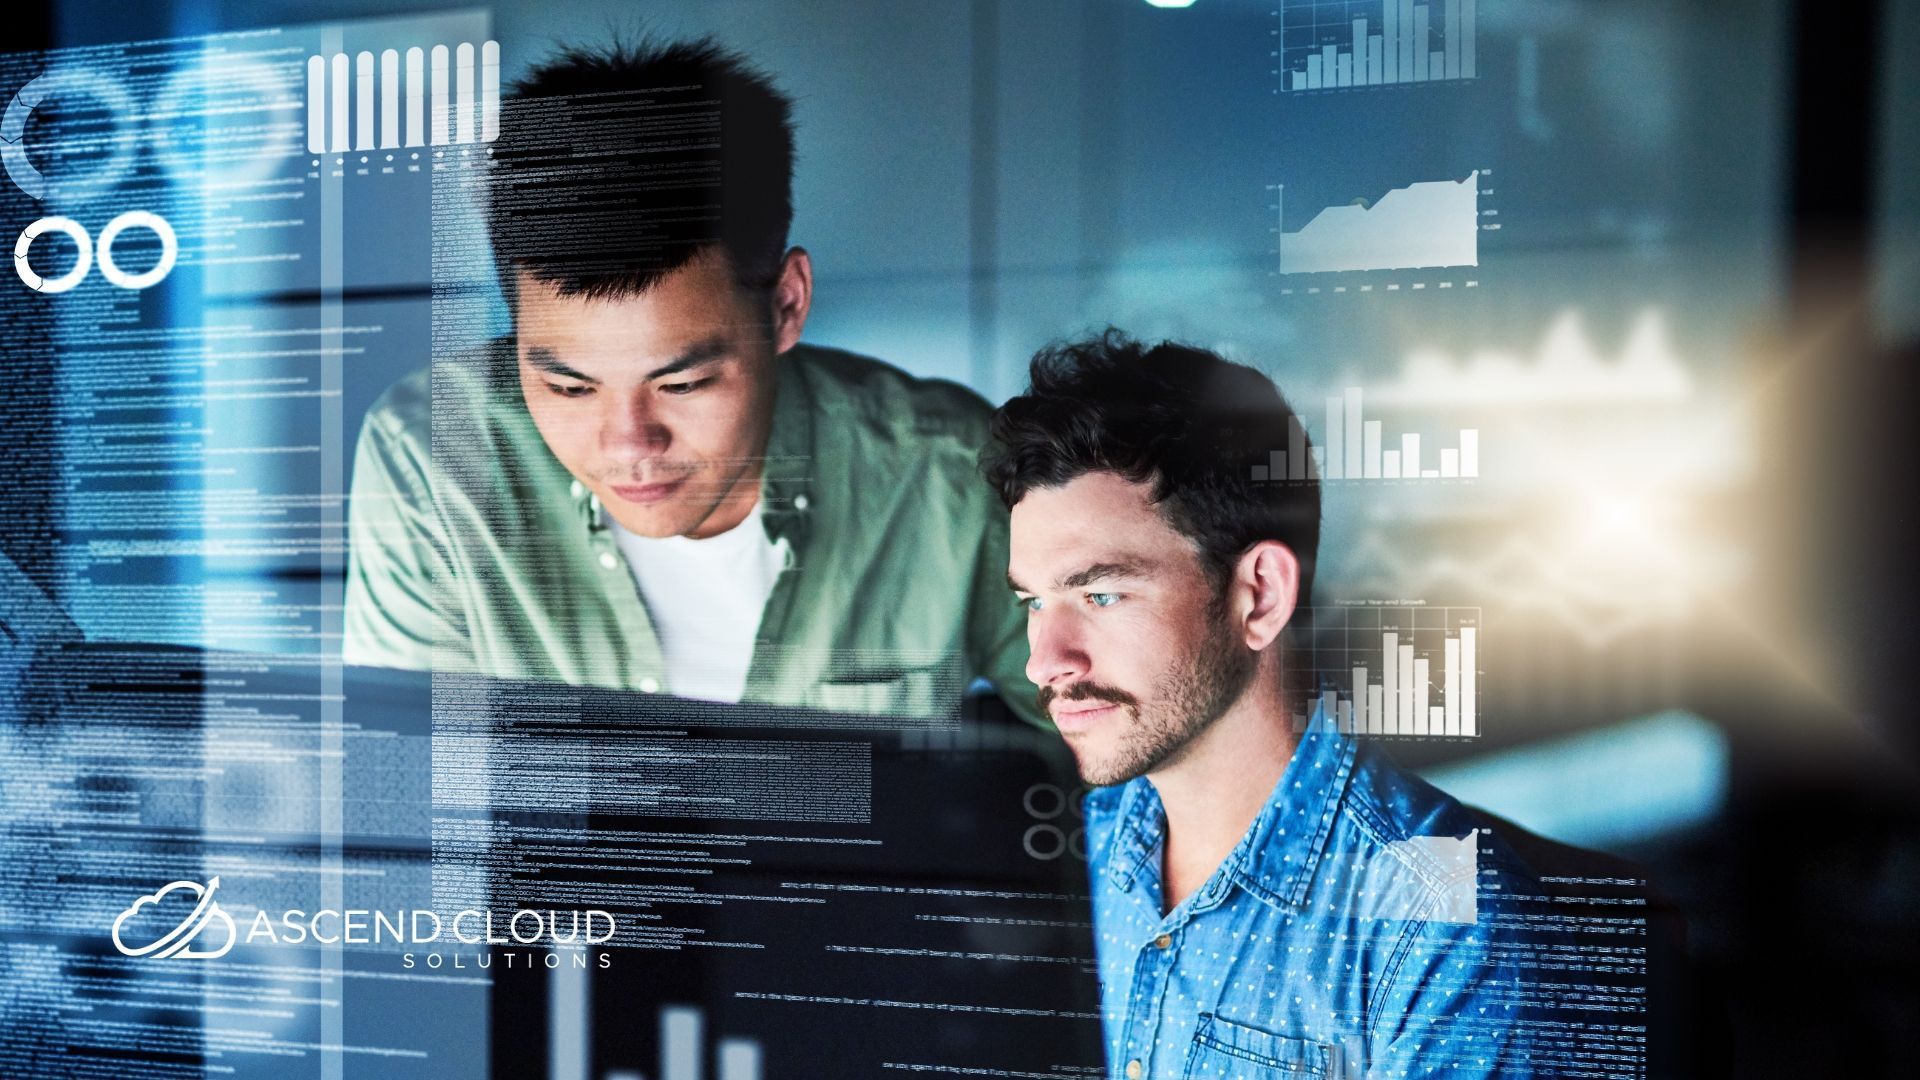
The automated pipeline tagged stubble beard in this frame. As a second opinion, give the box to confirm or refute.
[1069,609,1258,788]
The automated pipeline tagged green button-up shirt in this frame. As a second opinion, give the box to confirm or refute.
[343,340,1039,725]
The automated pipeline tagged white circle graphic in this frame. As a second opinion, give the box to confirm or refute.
[96,211,177,289]
[14,215,91,293]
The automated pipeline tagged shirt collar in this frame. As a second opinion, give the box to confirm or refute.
[1103,705,1357,913]
[568,350,817,555]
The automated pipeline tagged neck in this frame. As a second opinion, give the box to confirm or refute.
[1148,679,1298,914]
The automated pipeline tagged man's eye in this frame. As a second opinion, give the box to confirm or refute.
[546,383,594,398]
[1019,596,1043,613]
[1087,592,1120,608]
[659,377,713,396]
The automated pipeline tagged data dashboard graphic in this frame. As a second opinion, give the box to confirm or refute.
[1253,385,1479,482]
[306,41,501,154]
[1298,605,1482,738]
[1277,172,1481,275]
[1274,0,1479,92]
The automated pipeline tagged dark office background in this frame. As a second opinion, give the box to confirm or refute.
[6,0,1919,1075]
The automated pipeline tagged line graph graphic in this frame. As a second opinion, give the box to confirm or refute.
[1277,172,1481,275]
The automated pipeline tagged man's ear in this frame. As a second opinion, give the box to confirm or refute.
[1234,540,1301,652]
[771,247,813,354]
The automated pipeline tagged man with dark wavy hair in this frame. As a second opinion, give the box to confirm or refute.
[986,331,1546,1077]
[344,38,1036,723]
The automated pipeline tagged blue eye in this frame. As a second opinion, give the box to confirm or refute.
[1019,596,1043,612]
[1088,593,1120,607]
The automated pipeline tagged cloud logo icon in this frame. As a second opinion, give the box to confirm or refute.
[111,877,236,959]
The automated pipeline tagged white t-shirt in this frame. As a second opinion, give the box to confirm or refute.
[609,501,789,703]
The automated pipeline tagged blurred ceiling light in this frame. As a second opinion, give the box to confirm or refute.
[1145,0,1199,8]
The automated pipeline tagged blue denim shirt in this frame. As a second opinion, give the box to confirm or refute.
[1085,717,1544,1078]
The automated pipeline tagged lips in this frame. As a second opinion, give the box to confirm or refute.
[607,476,688,505]
[1050,701,1125,735]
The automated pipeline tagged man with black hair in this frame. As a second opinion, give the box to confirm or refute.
[988,331,1548,1077]
[344,38,1035,721]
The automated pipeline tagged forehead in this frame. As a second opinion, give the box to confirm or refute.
[1009,472,1195,579]
[513,257,754,355]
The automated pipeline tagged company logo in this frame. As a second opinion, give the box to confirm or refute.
[108,877,618,963]
[111,876,236,959]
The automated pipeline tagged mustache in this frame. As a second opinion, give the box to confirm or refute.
[1037,681,1140,715]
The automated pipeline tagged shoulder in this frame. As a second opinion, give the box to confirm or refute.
[1324,743,1538,921]
[788,343,995,447]
[359,338,515,451]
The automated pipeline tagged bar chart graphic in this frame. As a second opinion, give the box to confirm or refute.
[306,41,500,154]
[1277,173,1480,274]
[1251,385,1479,482]
[1297,605,1481,738]
[602,1005,762,1080]
[1277,0,1478,91]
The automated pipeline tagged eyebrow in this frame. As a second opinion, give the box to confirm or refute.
[525,347,596,383]
[523,337,731,385]
[1007,560,1147,594]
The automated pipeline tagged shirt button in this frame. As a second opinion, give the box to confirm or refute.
[598,551,619,570]
[639,677,660,693]
[1125,1060,1143,1080]
[793,493,810,511]
[1153,933,1171,950]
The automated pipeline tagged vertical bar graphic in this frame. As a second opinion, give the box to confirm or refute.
[354,52,374,151]
[1463,0,1478,77]
[329,53,349,153]
[1445,0,1461,79]
[1461,428,1480,477]
[1444,635,1460,735]
[1398,643,1415,731]
[1384,0,1401,82]
[1367,684,1385,738]
[1352,18,1368,84]
[1324,396,1345,480]
[1461,626,1477,737]
[1440,448,1459,477]
[719,1039,762,1080]
[1400,0,1417,79]
[456,42,477,144]
[1368,35,1384,84]
[1289,416,1307,479]
[1382,632,1400,736]
[483,40,502,142]
[1401,432,1420,477]
[405,47,425,147]
[430,45,450,145]
[379,50,399,149]
[1336,52,1352,88]
[1413,5,1431,81]
[1353,666,1369,732]
[1269,450,1285,480]
[1363,420,1382,478]
[1307,53,1323,89]
[662,1007,701,1080]
[1413,657,1431,735]
[1343,387,1363,479]
[307,56,326,153]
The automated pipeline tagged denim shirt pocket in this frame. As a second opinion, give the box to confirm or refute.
[1183,1014,1333,1078]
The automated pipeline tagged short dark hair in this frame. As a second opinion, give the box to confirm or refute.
[984,330,1321,608]
[485,36,796,300]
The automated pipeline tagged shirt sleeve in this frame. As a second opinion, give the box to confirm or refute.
[964,497,1048,729]
[342,402,473,672]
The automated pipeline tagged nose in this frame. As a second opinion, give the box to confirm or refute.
[598,390,672,465]
[1025,606,1090,690]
